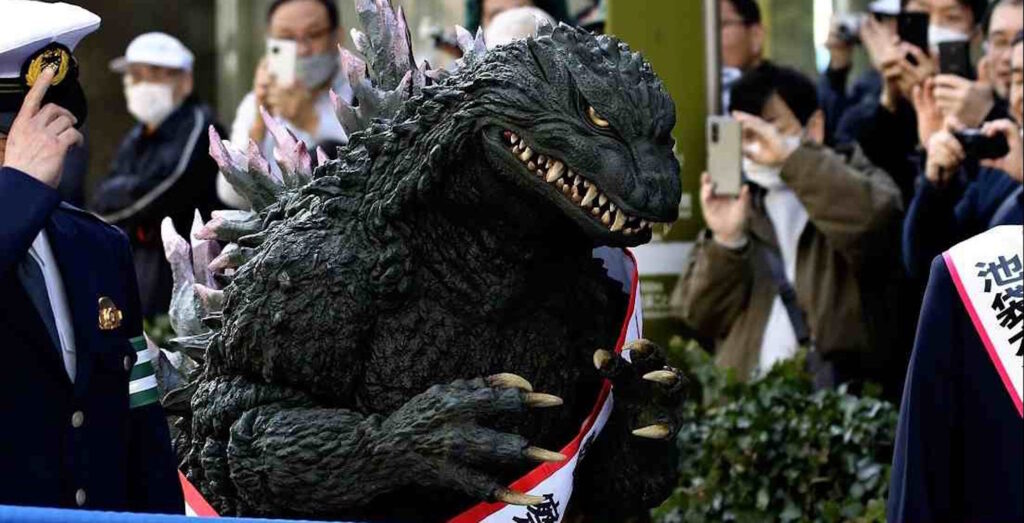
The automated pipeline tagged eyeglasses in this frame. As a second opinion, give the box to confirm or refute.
[272,26,333,47]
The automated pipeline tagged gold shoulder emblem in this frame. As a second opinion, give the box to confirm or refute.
[98,296,123,331]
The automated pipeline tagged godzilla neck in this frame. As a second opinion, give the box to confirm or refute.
[405,196,598,314]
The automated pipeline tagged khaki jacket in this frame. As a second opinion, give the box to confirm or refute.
[671,142,904,379]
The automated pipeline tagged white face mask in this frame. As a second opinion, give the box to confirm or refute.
[296,52,338,88]
[928,24,970,51]
[742,135,801,190]
[125,82,178,127]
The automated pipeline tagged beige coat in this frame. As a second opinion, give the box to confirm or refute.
[671,142,904,379]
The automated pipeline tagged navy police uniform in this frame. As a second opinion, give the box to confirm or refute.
[0,0,183,514]
[888,230,1024,522]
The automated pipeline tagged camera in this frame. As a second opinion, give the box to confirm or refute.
[953,129,1010,160]
[835,14,864,45]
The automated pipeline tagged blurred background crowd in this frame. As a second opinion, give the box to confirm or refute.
[57,0,1021,403]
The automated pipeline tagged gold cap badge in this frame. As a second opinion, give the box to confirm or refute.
[98,296,123,330]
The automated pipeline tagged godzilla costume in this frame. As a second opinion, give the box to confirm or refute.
[159,1,685,521]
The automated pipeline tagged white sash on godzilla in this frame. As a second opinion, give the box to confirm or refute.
[942,225,1024,418]
[452,247,643,523]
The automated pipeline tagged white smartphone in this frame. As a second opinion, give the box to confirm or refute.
[266,37,297,87]
[706,116,742,197]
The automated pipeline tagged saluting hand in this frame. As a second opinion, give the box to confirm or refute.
[1,66,83,188]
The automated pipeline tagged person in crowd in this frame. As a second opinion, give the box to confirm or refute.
[719,0,764,72]
[835,0,987,204]
[0,1,182,513]
[818,0,899,144]
[464,0,569,32]
[218,0,353,209]
[903,31,1023,280]
[89,32,222,320]
[672,64,904,391]
[919,0,1022,135]
[718,0,766,112]
[483,6,556,49]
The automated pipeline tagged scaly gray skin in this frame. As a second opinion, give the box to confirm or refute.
[163,2,685,520]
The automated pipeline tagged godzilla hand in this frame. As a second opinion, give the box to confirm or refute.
[593,339,687,439]
[570,339,689,521]
[379,374,566,506]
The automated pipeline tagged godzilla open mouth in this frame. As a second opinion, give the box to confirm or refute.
[501,130,654,237]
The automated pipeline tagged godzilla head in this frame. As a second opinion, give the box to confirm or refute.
[470,23,681,247]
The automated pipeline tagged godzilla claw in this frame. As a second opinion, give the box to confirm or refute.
[631,424,672,440]
[523,446,566,463]
[494,488,545,506]
[593,349,613,370]
[525,393,563,408]
[642,370,679,386]
[486,373,532,392]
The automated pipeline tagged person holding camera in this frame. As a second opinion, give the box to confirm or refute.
[672,64,904,391]
[218,0,354,209]
[903,31,1024,280]
[835,0,988,203]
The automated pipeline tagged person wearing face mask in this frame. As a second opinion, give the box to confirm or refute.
[218,0,353,209]
[903,31,1024,280]
[89,32,224,320]
[833,0,986,204]
[672,64,905,393]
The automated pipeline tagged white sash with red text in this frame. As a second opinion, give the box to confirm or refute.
[451,247,642,522]
[943,225,1024,418]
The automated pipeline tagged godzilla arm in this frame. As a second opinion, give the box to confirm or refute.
[192,374,565,518]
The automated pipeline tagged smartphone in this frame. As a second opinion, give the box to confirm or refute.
[707,116,743,197]
[953,129,1010,160]
[266,37,297,87]
[938,41,973,79]
[897,12,929,56]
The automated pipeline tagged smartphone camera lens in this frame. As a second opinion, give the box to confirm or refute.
[711,123,719,143]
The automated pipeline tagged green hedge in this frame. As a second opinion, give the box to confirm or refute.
[654,341,898,523]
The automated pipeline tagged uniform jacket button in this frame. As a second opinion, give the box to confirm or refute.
[71,410,84,428]
[123,355,132,371]
[75,488,86,506]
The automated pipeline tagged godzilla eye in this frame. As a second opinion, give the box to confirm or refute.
[587,106,610,128]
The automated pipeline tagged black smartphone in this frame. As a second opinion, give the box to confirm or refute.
[953,129,1010,160]
[938,41,974,78]
[897,12,930,57]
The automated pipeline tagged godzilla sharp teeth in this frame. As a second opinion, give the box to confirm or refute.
[591,207,601,216]
[545,161,565,183]
[562,184,571,195]
[610,210,626,232]
[556,179,566,190]
[583,180,591,188]
[599,194,608,206]
[640,220,649,229]
[581,185,599,207]
[510,132,519,144]
[624,228,634,235]
[601,211,612,226]
[528,161,536,170]
[537,155,546,165]
[609,202,617,213]
[571,187,582,202]
[519,147,533,161]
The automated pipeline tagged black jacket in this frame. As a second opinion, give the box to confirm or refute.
[90,97,223,319]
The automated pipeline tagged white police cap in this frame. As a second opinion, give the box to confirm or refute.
[0,1,99,133]
[109,32,195,73]
[0,0,100,80]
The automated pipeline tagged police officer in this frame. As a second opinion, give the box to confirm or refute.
[0,1,183,513]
